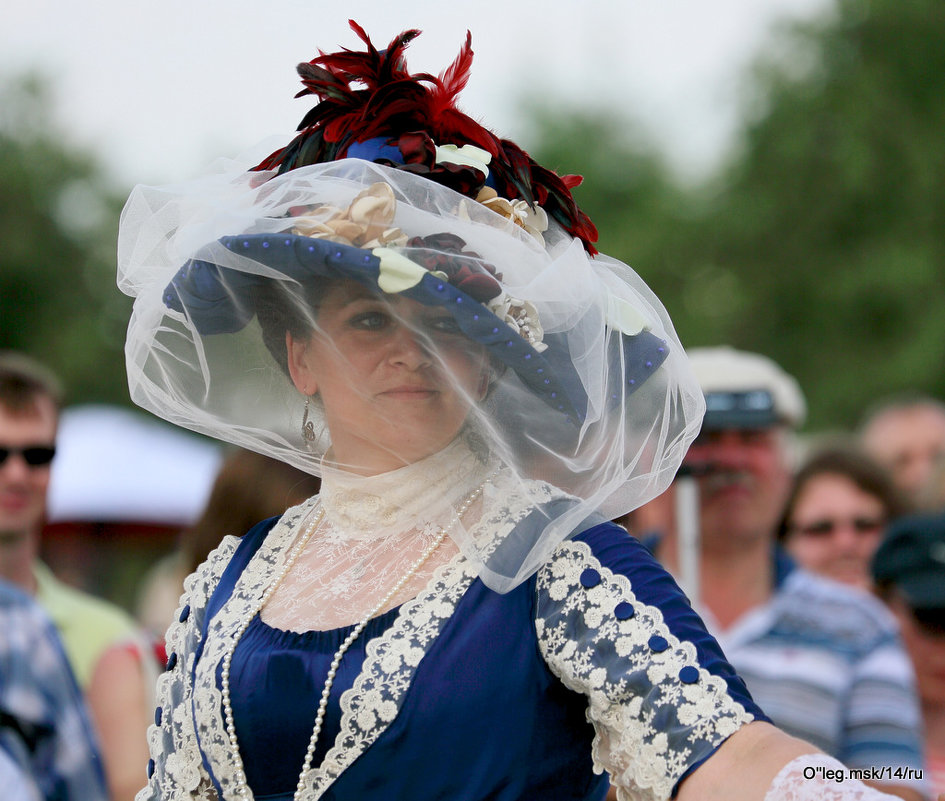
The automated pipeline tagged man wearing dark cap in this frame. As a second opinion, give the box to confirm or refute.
[874,513,945,799]
[636,346,927,800]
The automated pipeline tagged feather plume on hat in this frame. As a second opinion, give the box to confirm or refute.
[252,20,599,253]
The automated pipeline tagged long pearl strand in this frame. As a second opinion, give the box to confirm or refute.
[220,477,490,800]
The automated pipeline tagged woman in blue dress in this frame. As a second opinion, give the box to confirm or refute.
[120,22,900,801]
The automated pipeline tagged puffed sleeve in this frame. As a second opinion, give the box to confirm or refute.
[535,523,765,801]
[135,534,241,801]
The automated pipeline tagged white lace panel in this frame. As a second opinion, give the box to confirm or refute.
[764,754,901,800]
[136,534,242,801]
[536,540,756,801]
[261,436,495,631]
[260,510,465,631]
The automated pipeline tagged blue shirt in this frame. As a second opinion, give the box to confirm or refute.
[714,563,927,795]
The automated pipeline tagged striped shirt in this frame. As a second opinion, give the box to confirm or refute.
[710,566,926,794]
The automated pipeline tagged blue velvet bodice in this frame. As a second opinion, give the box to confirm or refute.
[205,519,763,801]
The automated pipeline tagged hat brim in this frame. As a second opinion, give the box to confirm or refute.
[163,233,668,425]
[896,571,945,610]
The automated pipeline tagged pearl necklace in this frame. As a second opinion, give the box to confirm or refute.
[220,476,490,800]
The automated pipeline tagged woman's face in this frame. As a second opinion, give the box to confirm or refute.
[287,280,489,475]
[784,472,886,590]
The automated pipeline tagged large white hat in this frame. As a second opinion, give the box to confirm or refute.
[687,346,806,429]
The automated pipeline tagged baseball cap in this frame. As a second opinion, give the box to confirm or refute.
[687,346,806,431]
[872,512,945,609]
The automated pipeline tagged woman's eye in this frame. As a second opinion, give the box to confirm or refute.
[428,316,461,335]
[349,311,389,330]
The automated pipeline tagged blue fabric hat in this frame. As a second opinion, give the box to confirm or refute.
[163,233,669,425]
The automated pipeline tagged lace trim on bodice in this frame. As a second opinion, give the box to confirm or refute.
[187,468,557,800]
[262,438,498,632]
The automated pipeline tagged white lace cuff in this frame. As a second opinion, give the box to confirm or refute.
[765,754,900,800]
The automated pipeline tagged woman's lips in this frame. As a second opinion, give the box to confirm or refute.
[379,385,437,399]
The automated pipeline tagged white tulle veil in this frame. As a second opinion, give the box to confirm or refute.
[117,27,704,592]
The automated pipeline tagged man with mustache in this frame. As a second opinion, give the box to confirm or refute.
[634,346,928,800]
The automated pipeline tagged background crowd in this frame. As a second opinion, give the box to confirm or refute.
[3,345,945,799]
[1,0,944,799]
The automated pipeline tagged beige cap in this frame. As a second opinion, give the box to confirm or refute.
[687,346,806,429]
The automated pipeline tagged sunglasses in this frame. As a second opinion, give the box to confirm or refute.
[790,517,884,538]
[0,445,56,468]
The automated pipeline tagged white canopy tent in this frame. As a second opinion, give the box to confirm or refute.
[47,404,223,526]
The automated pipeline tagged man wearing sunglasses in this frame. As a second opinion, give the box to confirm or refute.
[874,513,945,800]
[0,353,60,589]
[0,352,109,799]
[632,347,927,800]
[0,353,140,680]
[0,352,148,800]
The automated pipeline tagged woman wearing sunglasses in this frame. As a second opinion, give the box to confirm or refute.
[777,445,907,592]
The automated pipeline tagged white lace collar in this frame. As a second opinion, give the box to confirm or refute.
[318,435,495,540]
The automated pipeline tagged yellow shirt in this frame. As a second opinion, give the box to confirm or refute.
[33,561,139,689]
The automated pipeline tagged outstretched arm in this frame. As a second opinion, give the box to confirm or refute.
[677,722,919,801]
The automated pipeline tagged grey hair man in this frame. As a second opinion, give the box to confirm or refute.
[639,346,927,801]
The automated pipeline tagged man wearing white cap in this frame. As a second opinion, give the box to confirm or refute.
[644,346,928,800]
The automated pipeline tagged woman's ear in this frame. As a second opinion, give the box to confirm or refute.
[478,357,504,401]
[477,368,491,401]
[286,331,318,395]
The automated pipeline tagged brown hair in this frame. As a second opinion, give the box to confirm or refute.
[182,447,321,573]
[0,351,63,415]
[776,443,907,542]
[255,279,337,376]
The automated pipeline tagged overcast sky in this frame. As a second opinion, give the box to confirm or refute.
[3,0,832,189]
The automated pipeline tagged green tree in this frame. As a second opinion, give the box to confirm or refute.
[528,0,945,432]
[663,0,945,429]
[0,73,132,405]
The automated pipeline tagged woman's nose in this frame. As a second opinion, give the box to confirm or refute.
[387,323,432,369]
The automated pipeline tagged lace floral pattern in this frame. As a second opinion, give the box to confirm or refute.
[535,540,755,801]
[136,534,242,801]
[139,465,560,801]
[300,554,479,797]
[190,500,317,800]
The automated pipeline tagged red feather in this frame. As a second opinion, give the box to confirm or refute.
[251,21,598,253]
[429,31,474,121]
